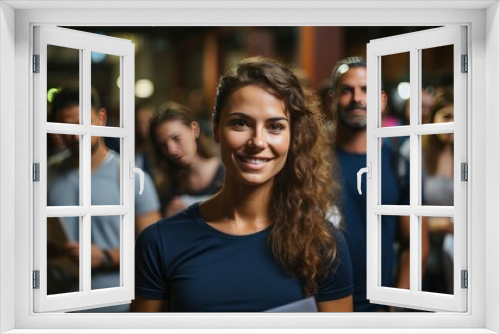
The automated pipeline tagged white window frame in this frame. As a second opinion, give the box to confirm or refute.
[1,1,499,333]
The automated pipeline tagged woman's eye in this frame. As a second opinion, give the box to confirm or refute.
[231,119,248,128]
[268,123,285,133]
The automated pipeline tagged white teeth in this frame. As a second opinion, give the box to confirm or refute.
[241,157,268,164]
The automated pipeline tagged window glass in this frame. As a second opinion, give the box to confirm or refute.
[47,216,80,295]
[381,52,410,127]
[47,133,81,206]
[90,136,121,206]
[91,52,121,128]
[90,216,121,290]
[422,216,454,295]
[47,45,80,124]
[381,136,410,205]
[381,215,410,291]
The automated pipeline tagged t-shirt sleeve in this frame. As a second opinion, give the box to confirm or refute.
[135,223,168,300]
[135,171,160,215]
[316,227,354,301]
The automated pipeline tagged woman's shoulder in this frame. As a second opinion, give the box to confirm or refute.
[138,203,204,242]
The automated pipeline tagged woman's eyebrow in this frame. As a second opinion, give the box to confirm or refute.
[227,112,288,122]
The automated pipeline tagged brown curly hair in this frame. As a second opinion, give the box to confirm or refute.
[213,57,341,296]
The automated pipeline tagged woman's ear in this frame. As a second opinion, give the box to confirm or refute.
[191,121,201,139]
[98,108,107,126]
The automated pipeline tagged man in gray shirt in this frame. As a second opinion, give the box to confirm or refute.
[47,87,161,312]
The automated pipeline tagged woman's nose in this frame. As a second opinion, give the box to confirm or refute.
[247,129,266,150]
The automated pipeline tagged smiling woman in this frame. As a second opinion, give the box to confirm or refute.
[132,57,353,312]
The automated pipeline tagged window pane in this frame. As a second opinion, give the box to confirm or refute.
[47,216,80,295]
[381,215,409,291]
[421,45,454,124]
[421,133,454,206]
[422,216,454,295]
[381,136,410,205]
[91,216,121,290]
[90,137,121,206]
[381,52,410,127]
[47,133,81,206]
[91,52,121,129]
[47,45,80,124]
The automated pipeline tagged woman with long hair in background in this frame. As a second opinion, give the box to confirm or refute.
[149,102,224,217]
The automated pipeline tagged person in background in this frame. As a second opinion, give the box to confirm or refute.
[330,56,429,312]
[149,102,224,217]
[422,92,455,294]
[132,57,353,312]
[47,87,161,312]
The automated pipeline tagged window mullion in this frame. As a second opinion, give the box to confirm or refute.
[81,47,92,295]
[409,47,420,294]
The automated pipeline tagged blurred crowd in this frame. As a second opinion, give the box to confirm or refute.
[45,56,455,312]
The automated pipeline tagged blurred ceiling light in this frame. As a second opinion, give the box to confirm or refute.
[91,51,107,63]
[397,82,411,100]
[135,79,154,98]
[47,87,62,103]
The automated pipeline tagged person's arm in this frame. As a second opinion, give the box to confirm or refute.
[135,210,161,235]
[64,242,120,269]
[130,296,169,312]
[317,295,353,312]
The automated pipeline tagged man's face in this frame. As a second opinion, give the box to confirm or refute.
[56,105,106,157]
[335,67,368,131]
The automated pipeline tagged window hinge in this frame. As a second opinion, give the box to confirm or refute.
[33,270,40,289]
[33,54,40,73]
[461,162,468,181]
[461,54,468,73]
[461,270,468,289]
[33,163,40,182]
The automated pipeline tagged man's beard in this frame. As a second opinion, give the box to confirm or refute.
[338,103,367,131]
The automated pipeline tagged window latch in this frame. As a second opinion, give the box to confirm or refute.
[357,162,372,195]
[129,162,144,195]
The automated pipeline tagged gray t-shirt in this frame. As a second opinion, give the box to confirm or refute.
[48,150,160,312]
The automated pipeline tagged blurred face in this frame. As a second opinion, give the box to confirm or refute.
[154,119,200,167]
[214,85,290,188]
[434,104,454,143]
[336,67,368,130]
[335,66,387,131]
[57,105,106,157]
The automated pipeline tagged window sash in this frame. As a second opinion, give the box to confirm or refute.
[32,25,136,313]
[366,26,468,312]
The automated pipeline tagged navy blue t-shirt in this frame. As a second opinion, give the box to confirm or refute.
[135,203,353,312]
[336,145,409,312]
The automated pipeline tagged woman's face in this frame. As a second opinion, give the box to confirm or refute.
[155,119,200,167]
[214,85,291,188]
[434,104,454,143]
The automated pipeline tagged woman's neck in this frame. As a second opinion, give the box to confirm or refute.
[200,179,272,235]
